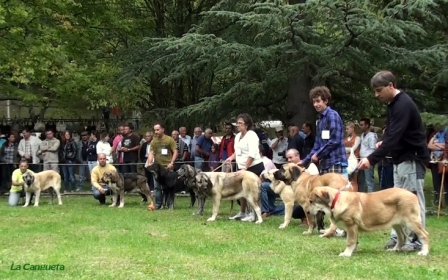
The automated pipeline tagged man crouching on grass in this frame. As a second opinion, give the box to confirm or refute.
[91,153,116,204]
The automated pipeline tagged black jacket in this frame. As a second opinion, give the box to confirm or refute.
[368,92,429,165]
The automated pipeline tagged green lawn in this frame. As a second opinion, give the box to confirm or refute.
[1,183,447,280]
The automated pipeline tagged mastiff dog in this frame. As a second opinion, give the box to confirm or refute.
[101,171,155,209]
[274,163,352,236]
[194,170,263,223]
[22,170,63,207]
[146,162,196,209]
[261,169,295,229]
[309,186,429,257]
[177,164,204,215]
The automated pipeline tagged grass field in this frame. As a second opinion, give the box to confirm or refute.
[1,183,447,280]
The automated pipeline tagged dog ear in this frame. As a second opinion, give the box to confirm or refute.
[273,169,283,180]
[290,166,302,181]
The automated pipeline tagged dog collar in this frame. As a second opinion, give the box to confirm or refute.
[330,191,341,210]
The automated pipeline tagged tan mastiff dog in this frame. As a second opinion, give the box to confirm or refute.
[261,169,294,229]
[309,186,429,257]
[22,170,63,207]
[194,171,262,223]
[273,163,352,236]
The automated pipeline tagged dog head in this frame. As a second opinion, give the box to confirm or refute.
[194,173,213,197]
[261,169,279,182]
[309,186,332,215]
[146,162,169,181]
[177,164,198,180]
[101,170,119,185]
[273,163,304,183]
[22,172,35,188]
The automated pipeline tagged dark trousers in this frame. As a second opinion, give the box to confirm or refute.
[120,161,137,173]
[378,164,394,190]
[1,164,15,192]
[430,163,448,203]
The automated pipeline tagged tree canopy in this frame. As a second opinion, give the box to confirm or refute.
[1,0,447,128]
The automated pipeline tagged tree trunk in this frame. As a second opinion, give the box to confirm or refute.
[286,73,316,128]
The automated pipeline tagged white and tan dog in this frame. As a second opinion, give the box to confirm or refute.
[22,170,63,207]
[309,186,429,257]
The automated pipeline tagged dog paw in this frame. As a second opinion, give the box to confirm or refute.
[118,205,124,208]
[302,231,312,236]
[339,252,352,257]
[206,217,216,222]
[22,205,28,208]
[255,220,263,224]
[109,204,115,208]
[33,204,38,207]
[417,250,429,256]
[278,224,286,229]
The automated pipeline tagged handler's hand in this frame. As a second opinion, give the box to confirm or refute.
[376,141,383,149]
[357,158,371,170]
[99,188,106,194]
[311,154,318,163]
[167,163,174,170]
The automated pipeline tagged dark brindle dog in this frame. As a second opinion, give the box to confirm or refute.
[101,171,155,209]
[177,164,205,215]
[146,162,195,209]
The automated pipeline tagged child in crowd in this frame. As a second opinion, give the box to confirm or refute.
[208,143,220,171]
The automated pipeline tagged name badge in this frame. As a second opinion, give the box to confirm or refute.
[322,130,330,140]
[161,148,168,156]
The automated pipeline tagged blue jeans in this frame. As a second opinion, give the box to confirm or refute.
[61,160,76,191]
[88,161,98,175]
[359,165,375,193]
[78,161,89,188]
[194,156,203,170]
[92,185,112,204]
[261,181,285,215]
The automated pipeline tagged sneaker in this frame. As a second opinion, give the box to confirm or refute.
[384,238,397,249]
[401,243,419,252]
[334,229,346,237]
[241,212,255,222]
[75,188,82,192]
[229,212,246,220]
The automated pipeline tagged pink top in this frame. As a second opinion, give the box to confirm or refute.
[261,156,276,175]
[112,135,123,151]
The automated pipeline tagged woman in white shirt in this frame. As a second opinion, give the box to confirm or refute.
[225,113,264,221]
[96,132,113,164]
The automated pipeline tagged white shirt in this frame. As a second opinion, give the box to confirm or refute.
[234,130,262,169]
[96,140,113,163]
[260,156,276,176]
[360,132,377,158]
[18,136,42,164]
[180,135,192,152]
[267,137,288,164]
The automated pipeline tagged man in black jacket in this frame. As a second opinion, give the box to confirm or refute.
[358,70,430,252]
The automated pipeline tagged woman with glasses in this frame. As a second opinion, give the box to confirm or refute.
[225,113,264,222]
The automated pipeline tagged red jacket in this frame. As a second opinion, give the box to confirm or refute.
[219,135,235,160]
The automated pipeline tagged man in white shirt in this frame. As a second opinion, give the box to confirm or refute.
[179,127,191,152]
[358,118,378,193]
[268,127,288,168]
[17,127,42,172]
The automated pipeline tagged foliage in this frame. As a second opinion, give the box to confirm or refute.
[117,0,448,127]
[1,0,447,128]
[421,112,448,127]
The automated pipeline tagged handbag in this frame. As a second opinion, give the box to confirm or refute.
[347,148,359,175]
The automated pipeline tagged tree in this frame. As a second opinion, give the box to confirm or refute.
[118,0,448,128]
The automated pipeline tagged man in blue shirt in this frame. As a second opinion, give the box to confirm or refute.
[195,128,214,171]
[299,86,348,178]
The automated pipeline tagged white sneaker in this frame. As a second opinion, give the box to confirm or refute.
[241,212,255,222]
[229,212,246,220]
